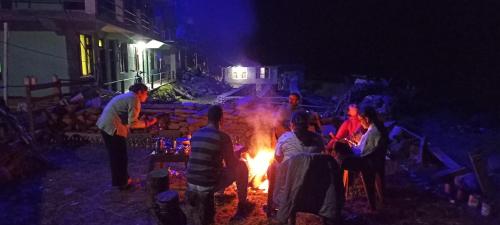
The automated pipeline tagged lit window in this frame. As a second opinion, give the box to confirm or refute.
[79,34,93,76]
[260,67,266,79]
[231,66,248,80]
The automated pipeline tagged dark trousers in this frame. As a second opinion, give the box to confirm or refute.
[101,130,129,187]
[215,160,249,202]
[341,155,385,210]
[266,161,279,210]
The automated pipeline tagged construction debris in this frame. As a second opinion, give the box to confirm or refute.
[0,103,49,182]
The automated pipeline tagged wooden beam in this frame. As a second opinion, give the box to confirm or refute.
[416,136,426,164]
[469,152,493,197]
[431,167,468,181]
[427,146,461,169]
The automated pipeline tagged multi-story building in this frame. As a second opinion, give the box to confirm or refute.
[0,0,179,97]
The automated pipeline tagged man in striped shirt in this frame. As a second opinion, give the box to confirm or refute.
[186,105,253,221]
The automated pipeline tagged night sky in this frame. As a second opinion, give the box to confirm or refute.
[251,1,499,76]
[248,0,500,104]
[183,0,500,106]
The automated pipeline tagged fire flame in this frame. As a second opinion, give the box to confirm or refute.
[244,147,274,193]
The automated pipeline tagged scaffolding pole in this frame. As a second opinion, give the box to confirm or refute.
[2,22,7,104]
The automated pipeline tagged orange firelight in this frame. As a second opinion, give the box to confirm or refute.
[244,147,274,193]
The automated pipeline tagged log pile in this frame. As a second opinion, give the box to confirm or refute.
[50,104,102,133]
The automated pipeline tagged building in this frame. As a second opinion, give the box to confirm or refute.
[223,65,304,92]
[0,0,181,97]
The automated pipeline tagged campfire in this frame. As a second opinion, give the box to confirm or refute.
[244,147,275,193]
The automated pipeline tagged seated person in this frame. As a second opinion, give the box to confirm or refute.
[336,105,388,210]
[334,105,388,165]
[307,110,323,135]
[327,104,363,153]
[265,110,325,216]
[186,105,253,222]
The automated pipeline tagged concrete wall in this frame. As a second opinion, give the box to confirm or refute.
[1,31,69,97]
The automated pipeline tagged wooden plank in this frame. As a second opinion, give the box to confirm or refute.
[31,93,60,102]
[217,84,252,100]
[28,82,57,91]
[399,127,423,140]
[427,146,461,169]
[431,167,468,181]
[469,152,493,197]
[61,81,94,87]
[416,136,426,164]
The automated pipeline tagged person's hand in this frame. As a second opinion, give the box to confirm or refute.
[146,117,158,127]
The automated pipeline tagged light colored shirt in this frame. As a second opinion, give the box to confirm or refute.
[353,124,381,157]
[275,131,322,163]
[96,92,146,137]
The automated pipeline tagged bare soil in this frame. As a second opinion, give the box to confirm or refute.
[1,144,498,225]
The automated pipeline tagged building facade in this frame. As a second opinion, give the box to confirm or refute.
[0,0,180,97]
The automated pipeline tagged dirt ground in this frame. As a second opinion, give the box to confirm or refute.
[0,144,498,225]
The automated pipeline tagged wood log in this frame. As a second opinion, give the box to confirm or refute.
[172,86,194,100]
[148,169,170,206]
[427,146,461,169]
[469,152,494,198]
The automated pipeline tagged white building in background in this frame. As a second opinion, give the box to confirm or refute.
[223,65,304,92]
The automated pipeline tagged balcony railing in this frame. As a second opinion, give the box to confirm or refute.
[97,0,161,38]
[10,0,85,10]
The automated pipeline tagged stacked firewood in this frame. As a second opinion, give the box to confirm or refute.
[44,103,102,133]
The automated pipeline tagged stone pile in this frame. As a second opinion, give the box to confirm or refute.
[143,101,257,148]
[177,73,232,97]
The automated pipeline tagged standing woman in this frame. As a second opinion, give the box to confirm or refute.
[96,83,158,190]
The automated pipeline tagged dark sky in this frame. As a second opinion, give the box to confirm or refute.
[182,0,500,103]
[248,0,500,86]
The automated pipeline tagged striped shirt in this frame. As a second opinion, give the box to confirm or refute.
[186,126,238,187]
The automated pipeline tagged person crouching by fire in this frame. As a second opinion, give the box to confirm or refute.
[96,83,158,190]
[265,110,325,217]
[186,105,254,222]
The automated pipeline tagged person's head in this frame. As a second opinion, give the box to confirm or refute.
[288,92,300,107]
[357,105,378,129]
[290,110,309,131]
[207,105,223,128]
[129,83,149,103]
[347,104,359,117]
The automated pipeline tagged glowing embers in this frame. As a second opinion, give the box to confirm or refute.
[244,147,274,193]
